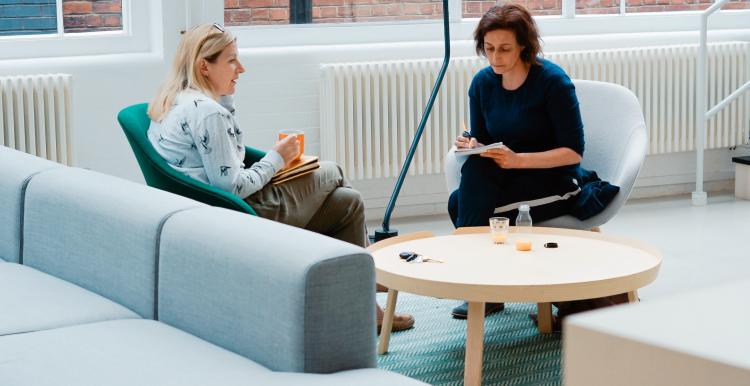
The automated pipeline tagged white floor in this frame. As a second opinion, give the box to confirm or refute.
[367,192,750,301]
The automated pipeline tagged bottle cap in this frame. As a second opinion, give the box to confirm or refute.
[519,204,530,211]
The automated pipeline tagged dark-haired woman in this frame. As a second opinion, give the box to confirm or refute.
[449,4,627,323]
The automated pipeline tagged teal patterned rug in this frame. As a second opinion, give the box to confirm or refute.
[376,293,562,386]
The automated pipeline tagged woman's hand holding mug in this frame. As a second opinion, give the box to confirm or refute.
[273,134,301,167]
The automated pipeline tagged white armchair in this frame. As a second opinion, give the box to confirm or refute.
[444,80,648,230]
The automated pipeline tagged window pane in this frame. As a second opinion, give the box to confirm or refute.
[0,0,57,37]
[63,0,122,33]
[625,0,749,13]
[576,0,620,15]
[463,0,563,18]
[225,0,446,26]
[313,0,443,23]
[225,0,290,25]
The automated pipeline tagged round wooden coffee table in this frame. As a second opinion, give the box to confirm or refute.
[369,227,661,386]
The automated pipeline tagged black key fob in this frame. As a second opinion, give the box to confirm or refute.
[544,242,558,248]
[399,251,415,260]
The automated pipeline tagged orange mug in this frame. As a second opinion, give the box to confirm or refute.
[278,129,304,161]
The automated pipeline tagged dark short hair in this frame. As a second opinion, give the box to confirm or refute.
[474,3,542,65]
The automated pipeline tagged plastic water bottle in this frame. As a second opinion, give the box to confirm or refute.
[515,204,533,232]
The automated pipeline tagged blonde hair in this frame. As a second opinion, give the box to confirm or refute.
[148,23,236,122]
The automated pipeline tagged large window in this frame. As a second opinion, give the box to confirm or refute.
[225,0,749,27]
[0,0,153,61]
[225,0,446,25]
[226,0,750,48]
[0,0,122,37]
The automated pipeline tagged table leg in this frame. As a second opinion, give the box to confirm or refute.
[628,290,639,303]
[465,301,486,386]
[378,289,398,355]
[537,302,553,334]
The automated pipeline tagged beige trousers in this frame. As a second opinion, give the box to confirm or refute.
[244,161,367,247]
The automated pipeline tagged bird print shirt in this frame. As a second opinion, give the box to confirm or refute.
[148,90,284,199]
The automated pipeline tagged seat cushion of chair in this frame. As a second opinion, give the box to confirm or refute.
[0,319,271,386]
[537,214,595,230]
[0,263,140,336]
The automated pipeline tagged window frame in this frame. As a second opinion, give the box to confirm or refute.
[228,0,750,49]
[0,0,152,60]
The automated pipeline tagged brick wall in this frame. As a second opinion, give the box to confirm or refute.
[313,0,445,23]
[225,0,748,25]
[225,0,446,25]
[0,0,57,36]
[464,0,561,17]
[63,0,122,33]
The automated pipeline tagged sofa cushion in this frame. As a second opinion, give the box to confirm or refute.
[0,263,140,336]
[0,319,271,386]
[22,167,204,319]
[0,147,61,263]
[0,319,426,386]
[270,369,429,385]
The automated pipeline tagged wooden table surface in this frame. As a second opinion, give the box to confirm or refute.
[370,227,662,386]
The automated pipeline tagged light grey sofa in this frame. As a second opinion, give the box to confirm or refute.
[0,146,425,386]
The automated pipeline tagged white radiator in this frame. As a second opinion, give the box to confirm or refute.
[320,42,750,181]
[0,74,73,165]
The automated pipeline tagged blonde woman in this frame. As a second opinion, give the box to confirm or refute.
[147,23,413,332]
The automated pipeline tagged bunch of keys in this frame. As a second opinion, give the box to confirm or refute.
[399,251,444,263]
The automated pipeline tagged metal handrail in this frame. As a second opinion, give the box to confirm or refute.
[693,0,750,206]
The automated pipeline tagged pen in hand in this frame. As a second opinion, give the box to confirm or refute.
[459,122,476,150]
[461,122,471,139]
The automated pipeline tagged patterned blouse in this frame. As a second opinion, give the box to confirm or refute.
[148,90,284,198]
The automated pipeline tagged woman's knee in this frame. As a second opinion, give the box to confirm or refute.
[341,187,365,215]
[314,161,347,189]
[325,186,364,218]
[318,161,343,178]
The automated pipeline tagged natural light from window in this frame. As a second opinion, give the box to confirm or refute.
[0,0,122,37]
[224,0,749,27]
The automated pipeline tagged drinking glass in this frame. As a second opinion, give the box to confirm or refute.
[489,217,510,244]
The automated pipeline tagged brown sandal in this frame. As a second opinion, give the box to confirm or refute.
[377,313,415,334]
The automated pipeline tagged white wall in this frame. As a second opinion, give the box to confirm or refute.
[236,27,750,220]
[0,2,748,221]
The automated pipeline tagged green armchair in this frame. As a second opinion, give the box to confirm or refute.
[118,103,261,215]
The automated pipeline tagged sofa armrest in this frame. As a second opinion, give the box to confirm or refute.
[157,207,376,374]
